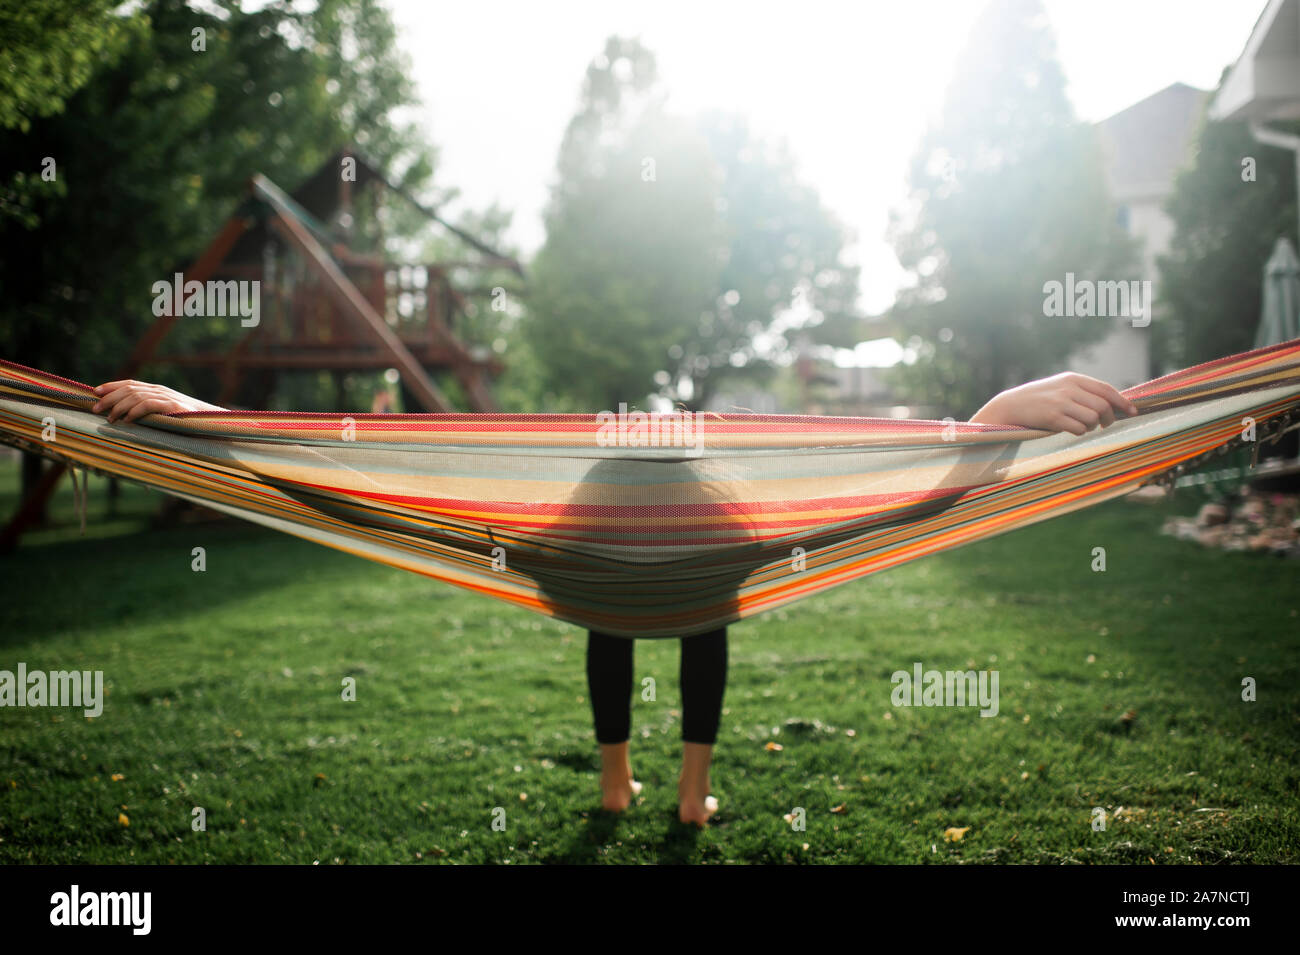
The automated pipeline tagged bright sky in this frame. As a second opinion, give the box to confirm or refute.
[389,0,1262,322]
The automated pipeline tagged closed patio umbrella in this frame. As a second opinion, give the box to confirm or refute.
[1255,236,1300,348]
[1254,236,1300,469]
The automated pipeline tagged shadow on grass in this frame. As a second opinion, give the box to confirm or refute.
[0,519,379,648]
[549,808,620,864]
[657,815,706,864]
[545,805,705,864]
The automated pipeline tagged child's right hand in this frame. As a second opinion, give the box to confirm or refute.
[970,373,1137,435]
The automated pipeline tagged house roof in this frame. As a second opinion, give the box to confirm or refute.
[1097,83,1208,202]
[1212,0,1300,122]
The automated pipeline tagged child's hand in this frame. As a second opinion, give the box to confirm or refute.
[91,380,224,423]
[970,373,1138,435]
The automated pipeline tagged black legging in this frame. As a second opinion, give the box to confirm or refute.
[586,628,728,745]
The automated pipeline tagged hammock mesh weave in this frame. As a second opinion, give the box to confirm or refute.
[2,341,1299,637]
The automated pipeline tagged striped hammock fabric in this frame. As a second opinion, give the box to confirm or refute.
[2,341,1299,637]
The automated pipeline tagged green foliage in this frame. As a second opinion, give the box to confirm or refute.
[0,0,432,391]
[522,36,859,412]
[888,0,1136,416]
[527,95,722,411]
[1157,96,1298,369]
[0,1,139,233]
[691,112,862,401]
[0,0,129,132]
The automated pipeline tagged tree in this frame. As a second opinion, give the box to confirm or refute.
[1157,82,1298,369]
[0,0,439,514]
[522,36,860,413]
[0,0,129,133]
[523,37,721,412]
[0,1,138,232]
[0,0,434,390]
[683,111,861,408]
[887,0,1136,416]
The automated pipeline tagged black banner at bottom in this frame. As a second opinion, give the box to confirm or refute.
[0,863,1280,940]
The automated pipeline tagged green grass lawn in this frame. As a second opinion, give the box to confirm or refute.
[1,460,1298,864]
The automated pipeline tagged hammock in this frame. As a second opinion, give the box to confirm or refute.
[2,342,1299,638]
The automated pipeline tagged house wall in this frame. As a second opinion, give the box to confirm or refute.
[1065,195,1165,389]
[1064,83,1208,388]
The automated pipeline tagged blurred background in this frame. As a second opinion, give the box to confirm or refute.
[0,0,1297,469]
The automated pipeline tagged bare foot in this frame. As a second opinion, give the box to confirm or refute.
[597,741,642,812]
[678,741,717,826]
[677,777,718,826]
[600,774,642,812]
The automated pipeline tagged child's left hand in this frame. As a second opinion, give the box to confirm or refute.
[91,380,224,423]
